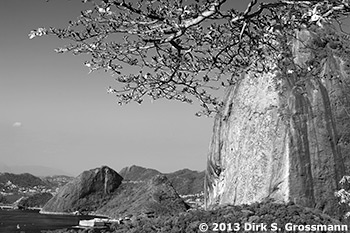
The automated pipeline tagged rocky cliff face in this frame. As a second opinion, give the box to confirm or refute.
[205,27,350,217]
[41,166,123,213]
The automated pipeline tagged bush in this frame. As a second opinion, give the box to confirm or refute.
[335,175,350,218]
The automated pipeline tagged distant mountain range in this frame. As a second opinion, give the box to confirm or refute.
[0,165,205,194]
[41,166,192,218]
[0,165,205,217]
[0,163,72,177]
[0,172,74,207]
[0,173,73,193]
[119,165,205,195]
[0,172,47,188]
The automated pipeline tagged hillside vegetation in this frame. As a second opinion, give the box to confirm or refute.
[0,173,46,188]
[18,192,53,208]
[44,201,349,233]
[95,175,189,218]
[119,165,204,195]
[165,169,204,195]
[0,173,73,207]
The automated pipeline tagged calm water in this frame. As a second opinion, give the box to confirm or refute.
[0,209,99,233]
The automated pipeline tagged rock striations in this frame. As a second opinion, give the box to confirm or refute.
[205,27,350,217]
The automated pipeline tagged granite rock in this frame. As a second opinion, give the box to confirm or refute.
[205,27,350,217]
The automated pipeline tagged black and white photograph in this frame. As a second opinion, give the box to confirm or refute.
[1,0,350,232]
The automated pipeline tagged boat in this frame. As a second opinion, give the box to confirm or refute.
[79,218,107,227]
[78,217,120,228]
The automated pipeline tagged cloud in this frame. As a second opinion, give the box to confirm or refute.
[12,122,22,127]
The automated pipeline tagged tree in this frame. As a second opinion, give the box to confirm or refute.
[31,0,350,216]
[29,0,350,116]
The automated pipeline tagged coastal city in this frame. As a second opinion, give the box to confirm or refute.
[0,174,73,210]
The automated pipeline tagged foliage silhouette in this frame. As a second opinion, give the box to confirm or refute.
[30,0,350,116]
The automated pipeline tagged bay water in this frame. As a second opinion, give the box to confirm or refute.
[0,209,98,233]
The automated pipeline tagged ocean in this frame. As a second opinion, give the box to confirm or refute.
[0,209,98,233]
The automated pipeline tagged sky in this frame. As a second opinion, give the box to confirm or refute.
[0,0,251,176]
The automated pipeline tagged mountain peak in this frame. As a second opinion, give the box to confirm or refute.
[41,166,123,214]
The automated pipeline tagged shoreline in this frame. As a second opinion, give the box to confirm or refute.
[39,210,110,218]
[0,205,42,211]
[40,210,83,216]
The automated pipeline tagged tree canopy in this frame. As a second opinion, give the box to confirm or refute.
[30,0,350,116]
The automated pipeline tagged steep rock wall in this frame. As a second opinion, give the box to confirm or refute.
[205,27,350,217]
